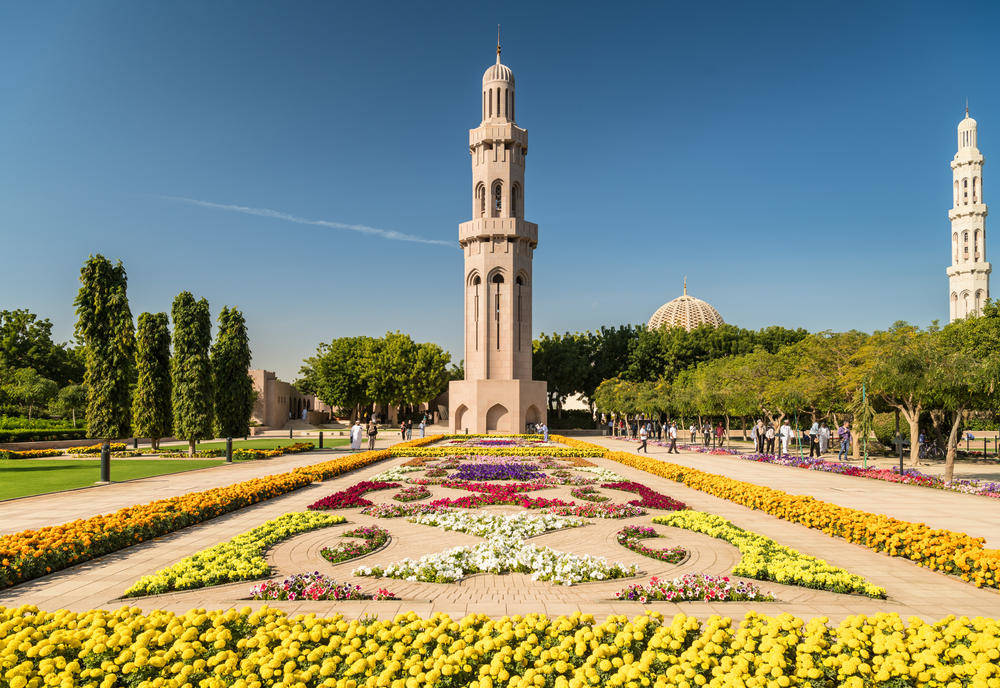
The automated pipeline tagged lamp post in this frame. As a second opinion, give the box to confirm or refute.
[225,437,232,463]
[100,441,110,483]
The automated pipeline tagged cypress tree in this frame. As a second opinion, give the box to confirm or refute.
[171,292,213,456]
[211,306,255,438]
[74,255,135,440]
[133,312,172,449]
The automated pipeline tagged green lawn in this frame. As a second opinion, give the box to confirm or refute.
[0,459,225,500]
[157,437,350,451]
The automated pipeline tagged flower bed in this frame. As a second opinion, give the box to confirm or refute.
[407,511,585,538]
[360,502,445,518]
[653,510,886,597]
[249,572,397,601]
[354,539,638,585]
[371,465,425,482]
[321,525,389,563]
[123,512,346,596]
[543,503,647,518]
[231,441,315,461]
[440,480,550,493]
[601,481,687,510]
[450,462,545,481]
[6,607,1000,688]
[616,573,774,602]
[740,452,1000,499]
[617,526,687,563]
[0,447,395,590]
[571,486,609,502]
[393,446,605,458]
[600,447,1000,591]
[149,449,226,458]
[65,442,128,455]
[429,491,574,509]
[393,485,431,502]
[1,448,64,459]
[307,481,400,510]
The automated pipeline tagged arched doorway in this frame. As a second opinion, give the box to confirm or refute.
[454,404,468,432]
[486,403,508,432]
[525,405,541,426]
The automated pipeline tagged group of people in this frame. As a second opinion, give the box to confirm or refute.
[603,414,725,448]
[636,420,680,454]
[348,419,379,451]
[748,418,854,459]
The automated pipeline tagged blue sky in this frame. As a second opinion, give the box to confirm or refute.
[1,1,997,379]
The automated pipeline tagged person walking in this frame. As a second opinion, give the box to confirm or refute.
[837,421,852,460]
[367,420,378,451]
[689,423,697,443]
[406,419,413,440]
[808,420,820,458]
[350,420,362,451]
[779,419,793,455]
[750,422,760,454]
[818,421,830,456]
[419,418,426,438]
[765,424,776,454]
[638,424,648,453]
[541,422,549,443]
[667,422,679,453]
[715,422,725,446]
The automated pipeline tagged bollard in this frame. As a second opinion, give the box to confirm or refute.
[133,437,138,450]
[226,437,233,463]
[100,441,111,483]
[898,440,904,476]
[319,431,324,449]
[985,438,988,458]
[290,428,293,439]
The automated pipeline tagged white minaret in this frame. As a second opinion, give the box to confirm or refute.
[947,106,990,320]
[448,34,547,433]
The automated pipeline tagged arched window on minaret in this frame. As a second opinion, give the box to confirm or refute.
[492,274,504,350]
[492,181,503,217]
[511,183,520,218]
[516,275,524,351]
[963,178,969,204]
[475,183,486,218]
[954,181,959,207]
[975,230,981,261]
[964,231,970,261]
[472,275,481,351]
[953,232,959,263]
[489,89,493,118]
[973,177,979,203]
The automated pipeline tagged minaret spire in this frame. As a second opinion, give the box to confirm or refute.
[497,24,501,63]
[683,276,687,296]
[966,98,969,118]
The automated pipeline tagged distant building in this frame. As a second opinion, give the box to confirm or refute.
[249,369,331,428]
[948,107,991,321]
[647,279,724,332]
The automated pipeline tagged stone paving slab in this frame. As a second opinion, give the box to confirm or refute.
[3,445,1000,622]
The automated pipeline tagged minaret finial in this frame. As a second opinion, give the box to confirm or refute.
[497,24,501,62]
[966,98,969,117]
[683,276,687,296]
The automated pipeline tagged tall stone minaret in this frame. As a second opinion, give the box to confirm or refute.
[947,107,991,320]
[448,38,547,433]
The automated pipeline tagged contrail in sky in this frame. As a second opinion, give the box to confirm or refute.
[162,196,455,247]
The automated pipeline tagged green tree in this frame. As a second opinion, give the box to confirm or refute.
[74,255,135,439]
[49,383,88,427]
[302,336,373,421]
[848,324,938,466]
[532,332,588,415]
[171,292,213,455]
[410,342,451,407]
[0,309,85,386]
[211,307,255,438]
[132,312,173,449]
[2,367,58,419]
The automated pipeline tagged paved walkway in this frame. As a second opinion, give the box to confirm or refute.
[3,441,999,622]
[594,437,1000,546]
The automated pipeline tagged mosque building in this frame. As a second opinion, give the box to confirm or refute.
[948,107,990,321]
[646,278,725,332]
